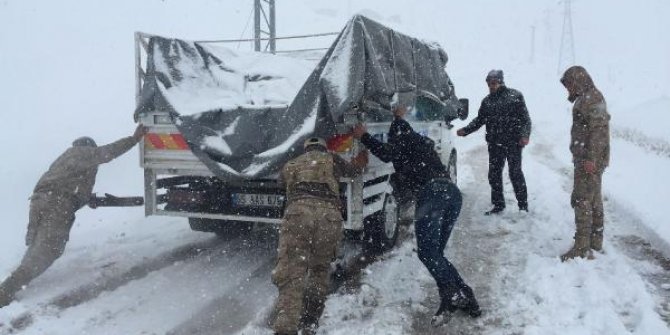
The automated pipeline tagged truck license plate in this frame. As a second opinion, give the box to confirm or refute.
[232,193,284,207]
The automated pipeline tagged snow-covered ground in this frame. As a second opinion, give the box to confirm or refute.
[313,137,670,335]
[1,0,670,334]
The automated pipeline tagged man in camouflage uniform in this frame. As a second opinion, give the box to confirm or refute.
[559,66,610,262]
[0,125,146,307]
[272,137,367,335]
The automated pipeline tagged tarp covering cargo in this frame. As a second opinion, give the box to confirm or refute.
[135,15,461,180]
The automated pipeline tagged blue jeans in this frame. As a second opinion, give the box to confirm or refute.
[415,179,469,295]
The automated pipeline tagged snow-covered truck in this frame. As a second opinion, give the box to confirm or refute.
[134,15,467,250]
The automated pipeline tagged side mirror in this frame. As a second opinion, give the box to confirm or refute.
[457,98,469,120]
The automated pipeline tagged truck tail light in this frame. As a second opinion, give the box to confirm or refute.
[327,133,353,153]
[145,133,190,150]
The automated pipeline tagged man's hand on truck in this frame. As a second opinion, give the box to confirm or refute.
[351,150,369,169]
[352,124,367,139]
[133,124,148,141]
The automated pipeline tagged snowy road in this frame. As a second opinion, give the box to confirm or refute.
[318,136,670,335]
[0,215,373,334]
[2,135,670,335]
[0,227,281,334]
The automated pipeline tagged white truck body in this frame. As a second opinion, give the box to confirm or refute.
[135,27,465,249]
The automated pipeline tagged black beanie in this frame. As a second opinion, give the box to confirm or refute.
[486,69,504,84]
[388,118,414,140]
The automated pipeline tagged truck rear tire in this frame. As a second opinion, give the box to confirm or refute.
[363,194,399,253]
[188,218,252,239]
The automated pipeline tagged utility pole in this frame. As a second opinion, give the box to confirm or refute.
[558,0,576,74]
[254,0,276,53]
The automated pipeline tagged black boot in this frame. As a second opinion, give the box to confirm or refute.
[299,314,318,335]
[518,202,528,212]
[484,206,504,216]
[431,286,458,326]
[434,295,458,317]
[456,286,482,318]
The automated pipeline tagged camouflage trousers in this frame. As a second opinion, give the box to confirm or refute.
[271,199,342,334]
[571,167,605,249]
[0,195,77,303]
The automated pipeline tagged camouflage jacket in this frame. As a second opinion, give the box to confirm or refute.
[278,149,363,206]
[33,136,139,208]
[562,66,611,170]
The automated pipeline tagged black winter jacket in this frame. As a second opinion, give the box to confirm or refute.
[462,86,532,145]
[360,118,448,197]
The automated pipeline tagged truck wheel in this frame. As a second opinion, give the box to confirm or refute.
[447,151,457,185]
[363,194,399,252]
[188,218,252,239]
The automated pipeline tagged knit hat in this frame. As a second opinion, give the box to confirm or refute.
[485,69,504,84]
[72,136,97,147]
[388,118,414,140]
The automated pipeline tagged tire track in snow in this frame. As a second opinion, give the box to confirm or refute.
[612,126,670,160]
[411,145,513,334]
[166,257,276,335]
[165,225,395,334]
[529,140,670,328]
[608,205,670,326]
[1,218,399,333]
[2,235,249,333]
[411,139,670,334]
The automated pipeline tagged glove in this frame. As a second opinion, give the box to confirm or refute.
[352,124,367,139]
[351,150,369,168]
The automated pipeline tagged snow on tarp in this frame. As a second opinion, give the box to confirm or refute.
[134,15,462,180]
